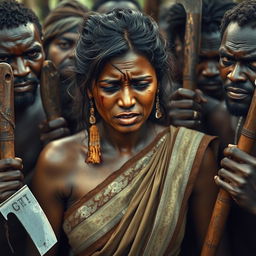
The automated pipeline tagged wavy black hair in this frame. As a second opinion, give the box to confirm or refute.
[0,0,42,37]
[74,9,174,129]
[220,0,256,38]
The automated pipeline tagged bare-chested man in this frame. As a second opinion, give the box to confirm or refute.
[0,1,68,255]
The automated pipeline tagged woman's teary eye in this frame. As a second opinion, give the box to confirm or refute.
[100,85,120,93]
[132,82,150,90]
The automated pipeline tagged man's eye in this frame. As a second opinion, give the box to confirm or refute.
[248,61,256,70]
[132,82,150,90]
[220,56,233,67]
[0,56,9,62]
[58,41,72,50]
[27,51,40,59]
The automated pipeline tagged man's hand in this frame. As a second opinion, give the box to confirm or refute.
[215,146,256,215]
[0,157,23,203]
[168,88,207,129]
[39,117,70,145]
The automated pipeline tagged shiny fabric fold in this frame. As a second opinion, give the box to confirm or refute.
[63,126,215,256]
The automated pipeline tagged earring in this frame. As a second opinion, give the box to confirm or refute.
[155,90,162,119]
[86,100,101,164]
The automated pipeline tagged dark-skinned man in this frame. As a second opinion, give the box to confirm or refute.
[42,0,89,134]
[92,0,141,13]
[168,1,256,254]
[213,1,256,254]
[166,0,236,154]
[0,1,69,255]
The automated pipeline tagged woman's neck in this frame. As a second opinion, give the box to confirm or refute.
[99,121,158,155]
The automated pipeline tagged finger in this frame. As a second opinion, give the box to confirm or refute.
[0,190,20,203]
[40,127,70,143]
[214,175,241,197]
[170,88,196,100]
[194,89,208,103]
[48,117,67,129]
[39,117,68,133]
[0,158,23,170]
[171,120,201,129]
[38,119,47,130]
[224,147,256,166]
[168,100,202,112]
[218,168,245,187]
[221,157,244,174]
[0,170,24,182]
[169,110,201,120]
[0,180,23,193]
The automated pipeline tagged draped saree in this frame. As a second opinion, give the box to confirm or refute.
[63,126,216,256]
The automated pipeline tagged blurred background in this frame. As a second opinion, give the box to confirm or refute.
[17,0,243,22]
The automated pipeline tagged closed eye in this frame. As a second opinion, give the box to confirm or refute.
[132,82,150,91]
[100,84,120,93]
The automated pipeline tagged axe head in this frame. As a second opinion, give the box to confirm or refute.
[0,185,57,255]
[175,0,202,13]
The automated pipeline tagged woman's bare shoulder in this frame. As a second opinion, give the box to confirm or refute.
[35,130,87,176]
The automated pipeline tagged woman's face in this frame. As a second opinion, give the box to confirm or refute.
[90,51,158,133]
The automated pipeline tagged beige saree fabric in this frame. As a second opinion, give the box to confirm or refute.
[63,126,215,256]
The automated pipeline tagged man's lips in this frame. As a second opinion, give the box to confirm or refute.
[202,84,222,91]
[14,82,35,93]
[226,86,250,100]
[114,112,141,125]
[198,81,223,91]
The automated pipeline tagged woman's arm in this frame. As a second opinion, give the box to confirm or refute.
[26,142,70,256]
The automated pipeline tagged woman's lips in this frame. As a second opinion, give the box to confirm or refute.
[14,83,34,93]
[114,113,141,125]
[226,87,249,100]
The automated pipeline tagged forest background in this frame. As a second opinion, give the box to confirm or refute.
[18,0,243,22]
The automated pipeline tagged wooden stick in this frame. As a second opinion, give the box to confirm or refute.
[40,60,61,121]
[144,0,161,22]
[201,87,256,256]
[0,63,14,159]
[175,0,202,90]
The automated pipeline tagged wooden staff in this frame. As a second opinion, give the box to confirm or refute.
[40,60,61,121]
[0,63,14,159]
[201,86,256,256]
[175,0,202,90]
[144,0,161,22]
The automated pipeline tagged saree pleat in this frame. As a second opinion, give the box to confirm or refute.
[63,126,215,256]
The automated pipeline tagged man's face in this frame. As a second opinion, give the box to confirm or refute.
[0,23,45,108]
[97,1,139,13]
[47,31,79,71]
[197,31,223,100]
[219,22,256,116]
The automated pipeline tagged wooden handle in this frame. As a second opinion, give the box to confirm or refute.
[182,12,201,90]
[144,0,161,22]
[40,60,61,121]
[201,87,256,256]
[0,63,14,159]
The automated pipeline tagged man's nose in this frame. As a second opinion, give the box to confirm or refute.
[12,57,30,77]
[118,86,136,109]
[202,61,219,77]
[227,62,246,82]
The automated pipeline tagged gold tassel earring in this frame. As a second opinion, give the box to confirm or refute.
[155,90,162,119]
[86,100,101,164]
